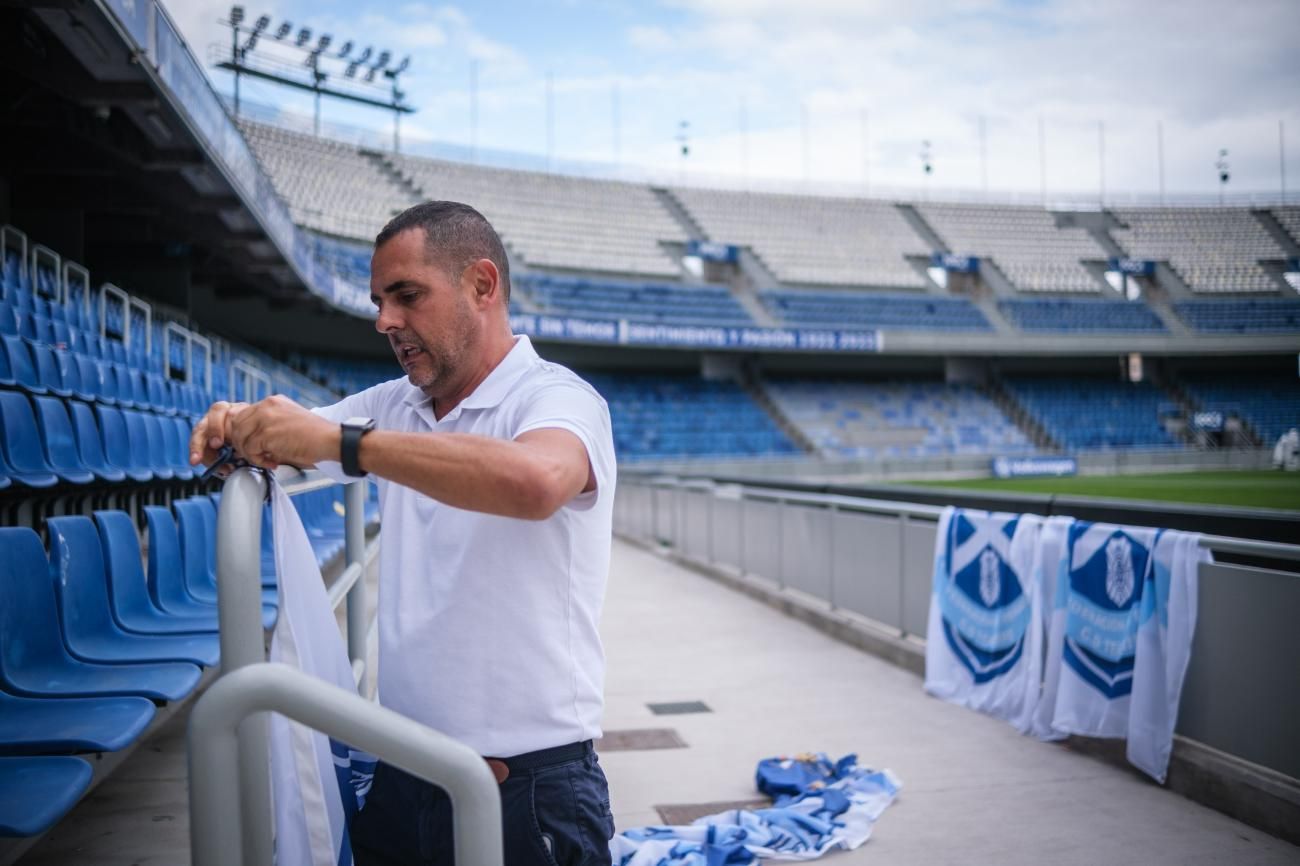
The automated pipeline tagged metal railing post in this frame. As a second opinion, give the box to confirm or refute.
[344,481,369,695]
[216,467,274,866]
[189,663,503,866]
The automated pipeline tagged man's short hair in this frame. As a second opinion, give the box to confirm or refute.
[375,201,511,304]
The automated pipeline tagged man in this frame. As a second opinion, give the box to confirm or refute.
[190,201,617,865]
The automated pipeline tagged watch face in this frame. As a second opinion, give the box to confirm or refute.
[343,416,374,429]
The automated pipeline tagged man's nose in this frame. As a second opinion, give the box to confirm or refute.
[375,304,400,333]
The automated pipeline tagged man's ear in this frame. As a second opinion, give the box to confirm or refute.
[468,258,500,307]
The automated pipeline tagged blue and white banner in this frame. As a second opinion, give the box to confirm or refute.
[1109,258,1156,277]
[610,753,900,865]
[1032,521,1206,781]
[508,313,882,353]
[268,481,375,865]
[686,240,740,263]
[930,252,980,273]
[925,508,1046,733]
[991,455,1077,479]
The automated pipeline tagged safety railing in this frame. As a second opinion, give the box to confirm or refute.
[615,475,1300,784]
[201,465,503,865]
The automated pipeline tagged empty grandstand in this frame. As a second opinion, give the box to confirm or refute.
[671,188,930,288]
[1003,376,1182,450]
[918,203,1108,292]
[1111,208,1288,293]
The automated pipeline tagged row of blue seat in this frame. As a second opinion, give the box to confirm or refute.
[999,298,1167,333]
[0,393,196,488]
[0,501,241,838]
[1,331,210,417]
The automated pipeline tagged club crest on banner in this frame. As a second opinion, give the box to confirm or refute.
[936,513,1032,685]
[979,548,1000,608]
[1105,536,1135,607]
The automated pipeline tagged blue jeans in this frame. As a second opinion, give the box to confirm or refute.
[350,743,615,866]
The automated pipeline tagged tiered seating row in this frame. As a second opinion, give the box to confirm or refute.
[761,289,993,332]
[582,372,800,462]
[767,379,1033,459]
[1112,208,1286,294]
[518,274,754,327]
[1174,299,1300,333]
[999,298,1166,333]
[1004,377,1181,451]
[1180,374,1300,444]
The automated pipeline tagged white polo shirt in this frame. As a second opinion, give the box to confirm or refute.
[313,336,615,757]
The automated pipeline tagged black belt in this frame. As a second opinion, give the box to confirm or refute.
[492,739,593,774]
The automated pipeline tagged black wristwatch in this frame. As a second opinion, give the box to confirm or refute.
[340,417,376,478]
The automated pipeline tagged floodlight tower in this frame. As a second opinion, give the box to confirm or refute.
[920,140,933,200]
[676,121,690,185]
[1216,149,1230,205]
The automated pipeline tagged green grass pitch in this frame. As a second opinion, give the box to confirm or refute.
[907,470,1300,511]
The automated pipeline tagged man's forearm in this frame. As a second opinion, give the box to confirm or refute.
[356,429,584,520]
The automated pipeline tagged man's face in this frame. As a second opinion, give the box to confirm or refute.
[369,228,479,395]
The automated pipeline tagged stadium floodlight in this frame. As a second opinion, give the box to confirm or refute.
[374,49,391,69]
[230,5,244,26]
[337,40,353,58]
[1216,149,1231,205]
[274,21,292,40]
[244,33,259,51]
[356,46,372,64]
[391,56,410,75]
[317,34,332,52]
[295,27,312,47]
[253,14,269,33]
[345,62,360,78]
[364,66,379,83]
[920,140,933,176]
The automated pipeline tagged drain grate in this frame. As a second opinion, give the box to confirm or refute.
[596,728,688,751]
[646,700,711,715]
[655,799,772,825]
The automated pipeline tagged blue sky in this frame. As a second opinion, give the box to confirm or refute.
[169,0,1300,198]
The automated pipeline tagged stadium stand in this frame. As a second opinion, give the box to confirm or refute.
[310,233,374,286]
[1111,208,1286,293]
[1003,377,1182,450]
[389,152,688,277]
[1174,298,1300,333]
[998,298,1167,332]
[517,273,754,326]
[1268,206,1300,246]
[670,188,929,288]
[760,288,992,331]
[1180,373,1300,444]
[238,121,409,239]
[917,203,1106,292]
[766,379,1034,459]
[582,372,801,461]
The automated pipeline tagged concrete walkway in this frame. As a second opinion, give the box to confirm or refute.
[599,540,1300,865]
[16,538,1300,864]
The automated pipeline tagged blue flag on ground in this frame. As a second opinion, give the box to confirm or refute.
[609,753,900,865]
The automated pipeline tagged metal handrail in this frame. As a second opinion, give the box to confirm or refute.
[215,467,382,862]
[638,475,1300,564]
[188,663,503,866]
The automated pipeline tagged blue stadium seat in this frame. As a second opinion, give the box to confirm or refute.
[54,348,94,402]
[94,511,220,637]
[184,496,278,603]
[71,355,104,402]
[95,405,152,482]
[141,414,174,481]
[142,506,221,625]
[0,527,200,702]
[0,691,155,756]
[45,517,220,668]
[68,401,125,483]
[0,756,93,838]
[0,391,60,487]
[30,395,96,484]
[28,340,70,396]
[163,417,194,480]
[1,333,44,393]
[0,303,17,337]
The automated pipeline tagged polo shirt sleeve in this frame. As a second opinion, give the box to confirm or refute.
[513,380,615,511]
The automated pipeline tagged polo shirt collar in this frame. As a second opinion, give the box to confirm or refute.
[401,335,538,417]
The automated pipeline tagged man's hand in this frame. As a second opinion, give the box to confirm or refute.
[191,396,340,472]
[189,400,249,469]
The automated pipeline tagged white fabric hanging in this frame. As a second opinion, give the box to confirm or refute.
[267,480,374,866]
